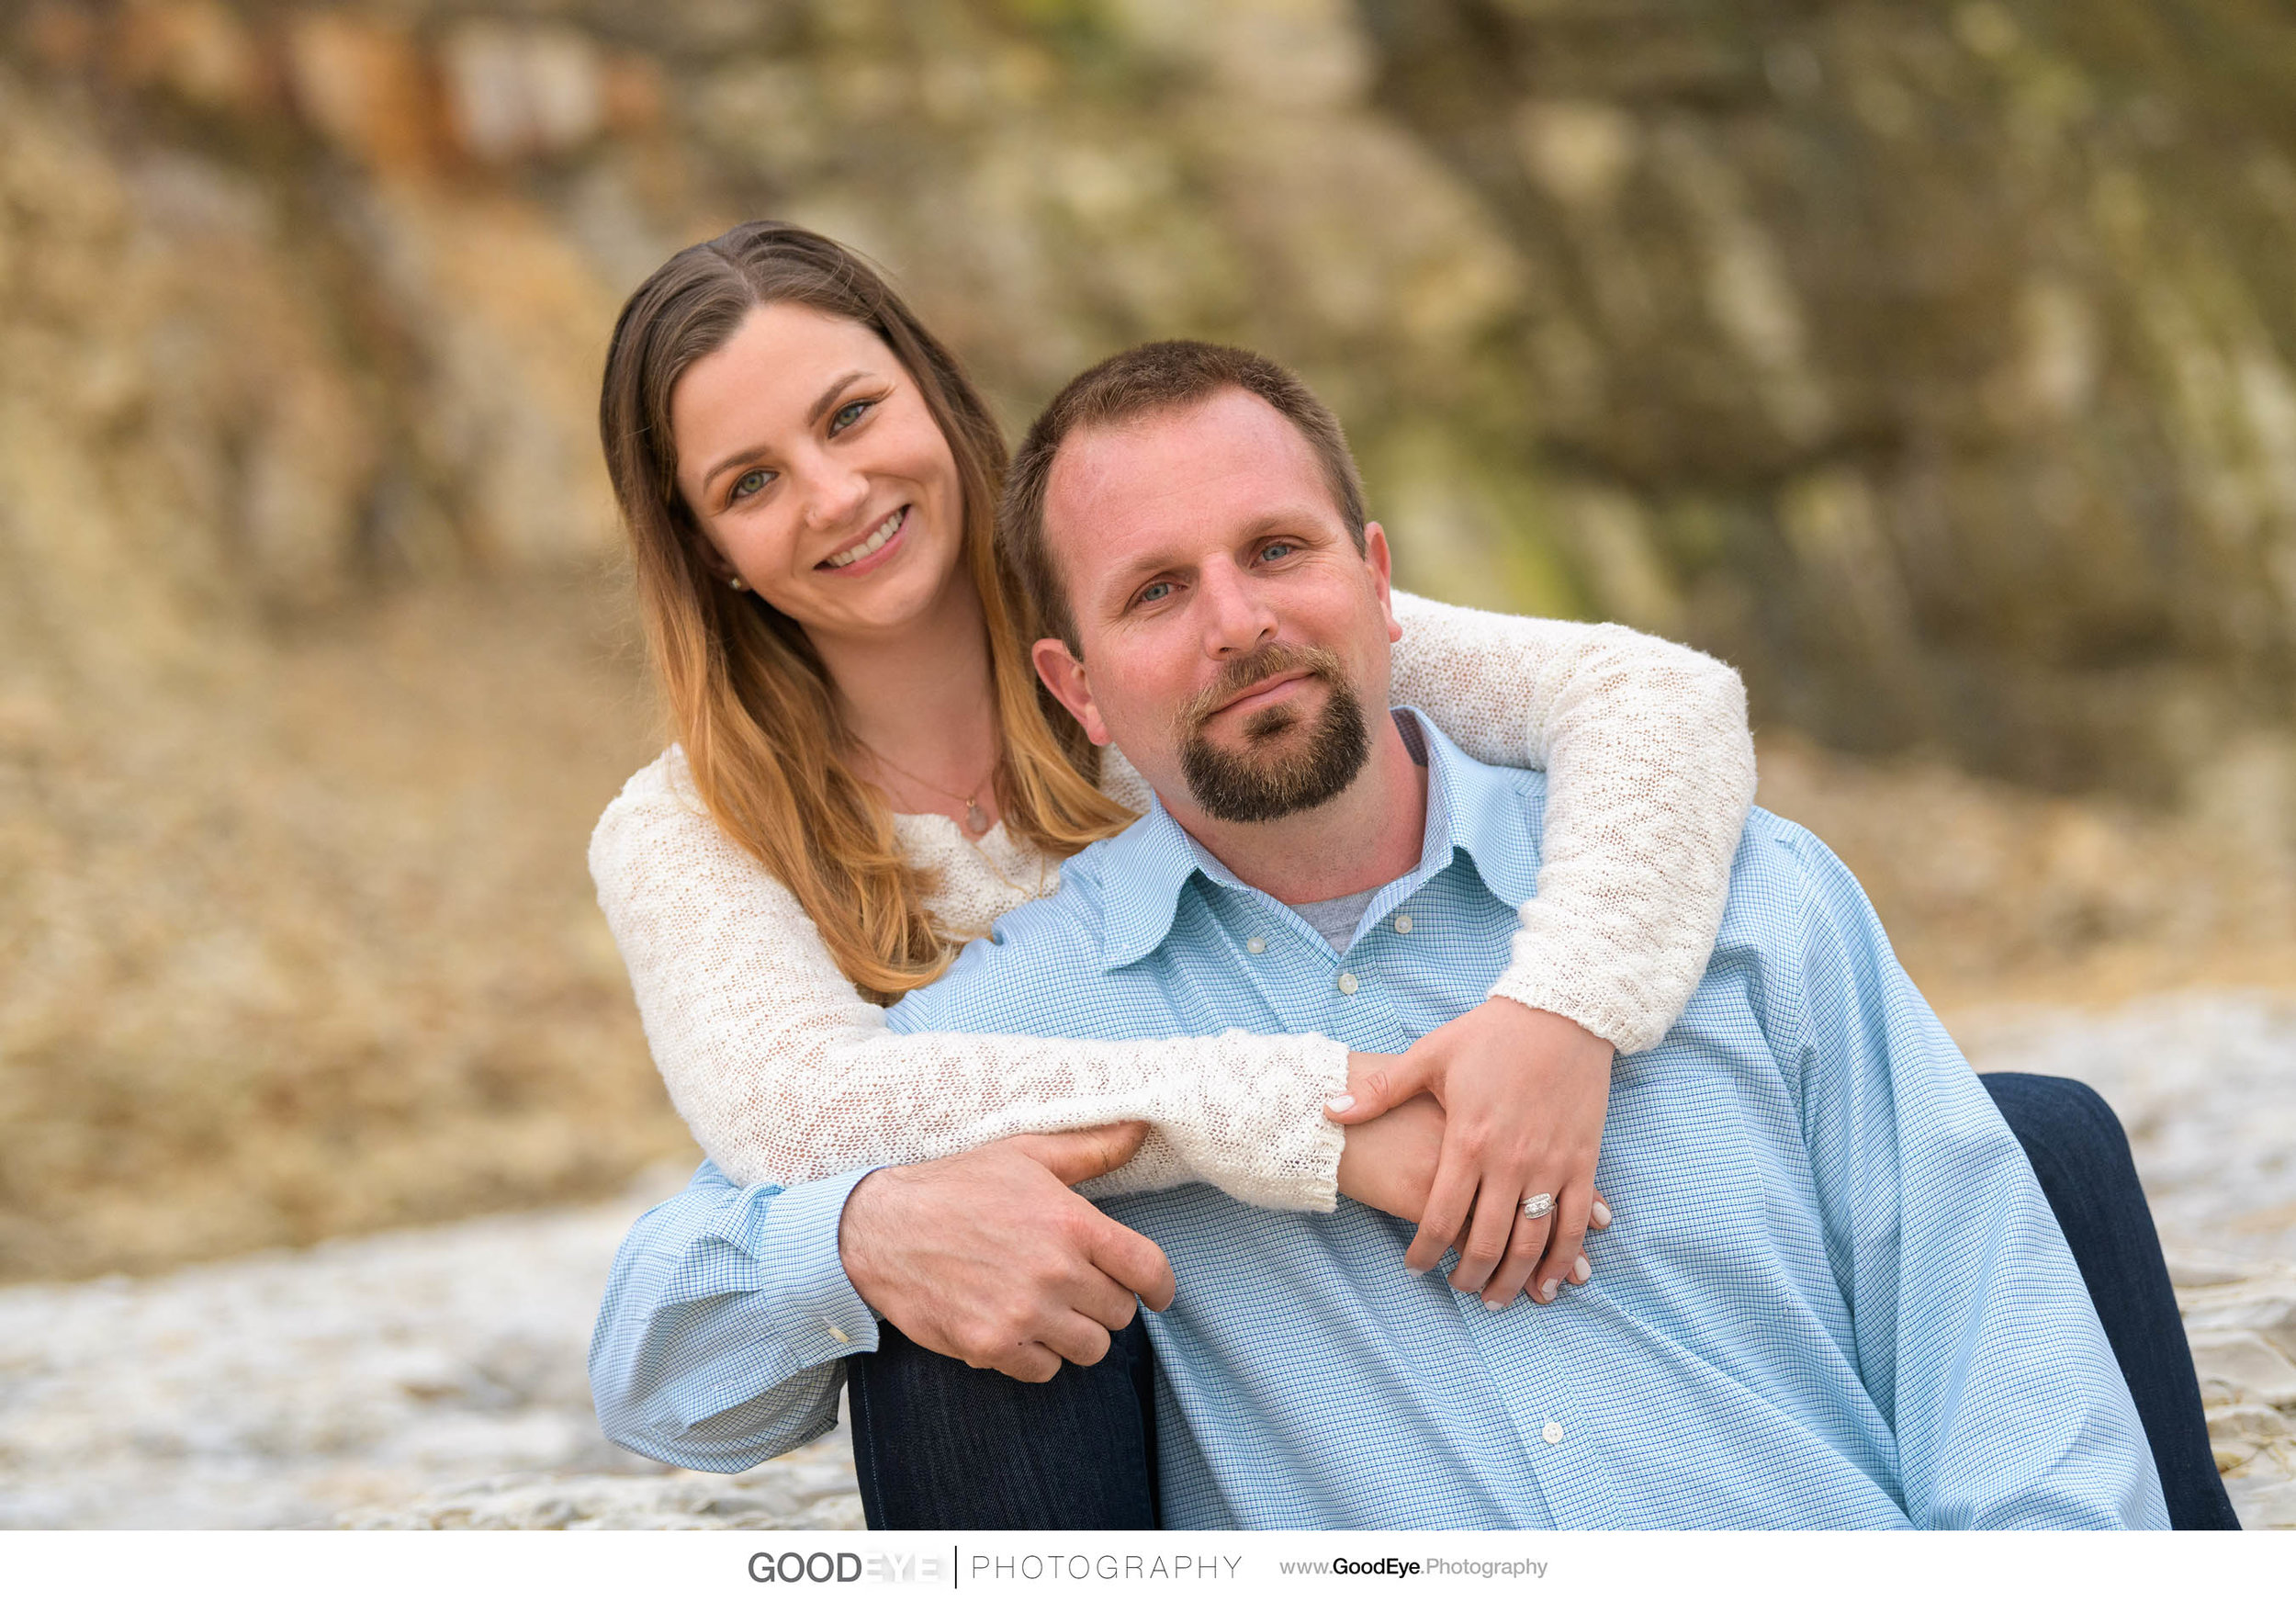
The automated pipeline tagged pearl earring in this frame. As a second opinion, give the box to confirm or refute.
[727,576,747,592]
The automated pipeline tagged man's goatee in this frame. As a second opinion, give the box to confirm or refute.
[1174,643,1370,823]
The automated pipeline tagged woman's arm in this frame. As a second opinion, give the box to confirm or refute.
[1386,590,1757,1052]
[590,750,1351,1211]
[1334,590,1757,1307]
[596,600,1753,1264]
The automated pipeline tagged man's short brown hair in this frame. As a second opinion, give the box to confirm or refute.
[1000,340,1368,651]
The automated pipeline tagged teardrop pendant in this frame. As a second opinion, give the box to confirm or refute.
[965,797,989,836]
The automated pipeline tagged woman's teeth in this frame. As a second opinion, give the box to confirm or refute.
[824,508,906,568]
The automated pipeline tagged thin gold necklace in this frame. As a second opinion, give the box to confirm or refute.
[853,737,997,837]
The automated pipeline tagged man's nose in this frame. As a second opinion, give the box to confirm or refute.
[1198,558,1277,658]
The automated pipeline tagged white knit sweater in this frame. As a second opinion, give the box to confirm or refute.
[589,592,1758,1213]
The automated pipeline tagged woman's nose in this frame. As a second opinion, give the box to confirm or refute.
[800,458,870,528]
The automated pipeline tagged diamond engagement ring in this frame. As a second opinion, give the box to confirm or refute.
[1520,1192,1556,1220]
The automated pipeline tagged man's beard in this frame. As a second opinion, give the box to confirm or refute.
[1172,643,1370,824]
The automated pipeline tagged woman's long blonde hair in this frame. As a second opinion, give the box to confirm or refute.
[599,222,1132,1001]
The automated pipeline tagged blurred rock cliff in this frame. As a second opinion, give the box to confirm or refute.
[4,0,2293,1278]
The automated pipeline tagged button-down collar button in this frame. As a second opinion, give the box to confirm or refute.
[827,1325,850,1344]
[1393,913,1413,934]
[1245,937,1266,954]
[1336,972,1358,995]
[1541,1419,1564,1445]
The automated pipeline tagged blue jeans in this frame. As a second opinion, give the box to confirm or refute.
[1979,1074,2236,1529]
[846,1294,1160,1529]
[846,1072,2235,1529]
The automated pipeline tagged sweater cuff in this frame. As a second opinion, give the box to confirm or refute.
[1288,1059,1351,1213]
[1193,1032,1352,1213]
[1489,918,1670,1057]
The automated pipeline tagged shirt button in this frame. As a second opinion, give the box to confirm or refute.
[827,1325,849,1344]
[1393,914,1413,934]
[1336,973,1358,995]
[1245,937,1266,954]
[1541,1419,1564,1445]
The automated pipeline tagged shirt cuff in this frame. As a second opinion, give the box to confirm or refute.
[755,1165,884,1367]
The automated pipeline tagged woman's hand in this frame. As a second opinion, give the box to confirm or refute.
[1333,1094,1450,1224]
[1330,998,1615,1308]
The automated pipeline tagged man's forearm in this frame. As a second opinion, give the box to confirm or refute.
[589,1106,1445,1466]
[836,1127,1175,1383]
[589,1161,879,1471]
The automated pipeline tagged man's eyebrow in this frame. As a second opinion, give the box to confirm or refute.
[1235,510,1325,541]
[1102,546,1187,602]
[697,369,876,493]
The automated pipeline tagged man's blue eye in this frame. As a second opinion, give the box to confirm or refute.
[1261,541,1297,561]
[830,400,872,434]
[1138,581,1174,605]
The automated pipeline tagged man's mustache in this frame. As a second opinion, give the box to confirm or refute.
[1172,643,1347,738]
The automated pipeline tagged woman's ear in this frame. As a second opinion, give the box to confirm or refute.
[1030,637,1111,746]
[691,536,745,589]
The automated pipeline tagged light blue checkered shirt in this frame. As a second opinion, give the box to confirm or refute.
[591,713,2166,1529]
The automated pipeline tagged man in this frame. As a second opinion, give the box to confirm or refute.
[591,341,2166,1529]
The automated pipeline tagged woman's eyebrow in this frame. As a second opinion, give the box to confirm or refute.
[805,368,872,426]
[700,444,770,493]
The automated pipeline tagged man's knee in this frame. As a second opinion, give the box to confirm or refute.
[1980,1071,2136,1191]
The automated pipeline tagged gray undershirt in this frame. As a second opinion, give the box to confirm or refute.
[1289,886,1382,952]
[1282,709,1430,952]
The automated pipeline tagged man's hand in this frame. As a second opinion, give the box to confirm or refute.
[1330,998,1614,1307]
[838,1123,1177,1383]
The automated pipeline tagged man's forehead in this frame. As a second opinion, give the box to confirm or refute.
[1042,388,1334,552]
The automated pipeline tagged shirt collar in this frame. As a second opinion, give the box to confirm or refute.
[1094,708,1544,971]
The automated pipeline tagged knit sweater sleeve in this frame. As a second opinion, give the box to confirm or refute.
[594,604,1751,1213]
[589,751,1351,1212]
[1387,590,1758,1054]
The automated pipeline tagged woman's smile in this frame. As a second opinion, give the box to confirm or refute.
[819,505,909,573]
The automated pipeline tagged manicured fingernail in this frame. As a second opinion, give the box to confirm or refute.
[1323,1094,1355,1114]
[1571,1254,1592,1284]
[1590,1201,1613,1228]
[1538,1279,1559,1303]
[1482,1299,1503,1313]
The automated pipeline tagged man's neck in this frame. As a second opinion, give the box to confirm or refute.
[1168,710,1429,905]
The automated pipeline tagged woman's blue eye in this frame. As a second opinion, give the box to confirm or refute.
[829,399,872,434]
[730,469,771,502]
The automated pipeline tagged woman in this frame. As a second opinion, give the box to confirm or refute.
[589,222,2233,1529]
